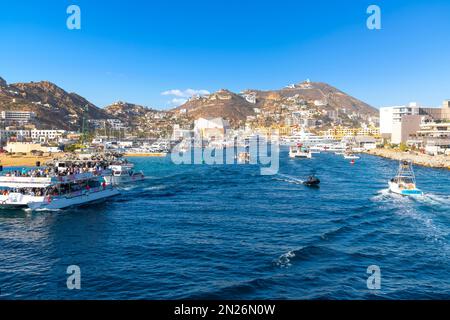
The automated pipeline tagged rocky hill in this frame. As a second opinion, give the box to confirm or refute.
[0,77,110,130]
[173,81,377,127]
[173,89,256,126]
[252,81,376,115]
[1,76,378,132]
[104,101,160,126]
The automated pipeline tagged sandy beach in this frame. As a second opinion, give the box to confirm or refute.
[0,153,65,168]
[366,148,450,170]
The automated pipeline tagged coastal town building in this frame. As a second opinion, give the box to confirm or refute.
[323,126,380,139]
[391,114,423,144]
[380,103,420,139]
[0,110,36,124]
[171,124,193,141]
[0,129,66,143]
[380,100,450,146]
[0,129,30,142]
[89,119,127,130]
[416,119,450,155]
[30,130,66,142]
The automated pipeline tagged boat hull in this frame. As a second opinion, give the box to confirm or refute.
[27,188,120,211]
[289,152,312,159]
[388,182,424,197]
[0,194,46,210]
[104,173,145,185]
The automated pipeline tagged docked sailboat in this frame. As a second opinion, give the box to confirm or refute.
[388,160,424,196]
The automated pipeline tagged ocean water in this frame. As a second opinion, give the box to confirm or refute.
[0,149,449,300]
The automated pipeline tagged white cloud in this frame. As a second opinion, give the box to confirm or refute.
[168,98,188,106]
[162,88,210,107]
[161,88,210,98]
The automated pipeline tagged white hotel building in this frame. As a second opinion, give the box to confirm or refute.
[380,100,450,145]
[0,111,36,124]
[0,129,66,143]
[379,102,422,144]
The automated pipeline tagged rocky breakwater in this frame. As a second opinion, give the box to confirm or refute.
[366,148,450,170]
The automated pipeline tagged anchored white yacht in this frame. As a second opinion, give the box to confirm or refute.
[282,130,336,148]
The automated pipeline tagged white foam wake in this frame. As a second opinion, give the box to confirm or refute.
[275,174,305,185]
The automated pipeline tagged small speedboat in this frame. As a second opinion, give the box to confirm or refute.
[388,160,424,196]
[303,175,320,187]
[104,163,145,186]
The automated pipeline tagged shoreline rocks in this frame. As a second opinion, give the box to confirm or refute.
[365,148,450,170]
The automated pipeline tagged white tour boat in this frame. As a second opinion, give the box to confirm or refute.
[104,162,145,185]
[388,160,424,196]
[0,171,119,211]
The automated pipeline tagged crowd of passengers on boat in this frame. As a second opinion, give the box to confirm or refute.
[2,164,109,178]
[1,179,107,197]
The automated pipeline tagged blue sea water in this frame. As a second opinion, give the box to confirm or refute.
[0,150,449,299]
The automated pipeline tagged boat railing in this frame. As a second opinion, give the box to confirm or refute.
[0,171,111,186]
[0,176,53,184]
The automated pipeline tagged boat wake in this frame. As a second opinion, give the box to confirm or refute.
[274,250,296,268]
[419,194,450,208]
[372,189,449,247]
[273,245,340,268]
[371,188,404,202]
[143,185,167,191]
[274,174,304,185]
[372,189,449,207]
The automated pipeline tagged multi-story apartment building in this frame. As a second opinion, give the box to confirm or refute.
[416,119,450,154]
[0,129,66,143]
[379,102,420,140]
[380,100,450,146]
[0,111,36,124]
[30,130,66,142]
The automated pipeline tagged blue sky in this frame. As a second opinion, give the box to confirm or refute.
[0,0,449,109]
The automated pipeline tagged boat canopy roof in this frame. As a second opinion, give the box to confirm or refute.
[0,172,101,188]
